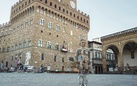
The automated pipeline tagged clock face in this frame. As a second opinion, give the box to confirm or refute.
[70,1,76,9]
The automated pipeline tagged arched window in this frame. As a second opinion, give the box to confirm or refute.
[45,0,47,3]
[23,41,26,48]
[54,4,57,8]
[22,4,24,8]
[25,2,27,6]
[63,9,65,12]
[56,25,60,31]
[70,12,72,16]
[47,41,52,49]
[59,7,61,10]
[19,6,21,10]
[50,2,52,6]
[84,19,85,22]
[62,57,64,62]
[87,20,88,24]
[28,40,32,47]
[6,61,8,67]
[7,47,10,52]
[38,39,43,47]
[54,55,56,62]
[48,22,52,28]
[55,43,59,50]
[70,31,73,35]
[25,21,28,28]
[77,16,79,19]
[19,42,22,48]
[29,0,31,3]
[74,14,75,17]
[81,17,83,21]
[30,19,33,25]
[2,48,5,52]
[41,53,44,60]
[40,19,44,26]
[66,10,68,14]
[63,28,65,33]
[11,46,14,51]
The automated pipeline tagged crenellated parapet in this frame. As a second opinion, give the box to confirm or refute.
[11,0,23,9]
[77,9,89,18]
[10,0,35,19]
[0,22,11,29]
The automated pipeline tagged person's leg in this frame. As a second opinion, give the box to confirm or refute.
[79,74,84,86]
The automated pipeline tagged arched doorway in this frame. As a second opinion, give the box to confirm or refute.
[123,42,137,72]
[6,61,8,68]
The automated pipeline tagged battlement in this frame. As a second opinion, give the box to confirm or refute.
[11,0,89,19]
[77,9,89,18]
[11,0,23,9]
[0,22,11,29]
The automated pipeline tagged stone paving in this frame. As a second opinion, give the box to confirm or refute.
[0,73,137,86]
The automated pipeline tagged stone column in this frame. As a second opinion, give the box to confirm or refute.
[102,48,107,73]
[119,51,124,73]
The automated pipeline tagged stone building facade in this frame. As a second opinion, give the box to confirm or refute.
[0,0,90,72]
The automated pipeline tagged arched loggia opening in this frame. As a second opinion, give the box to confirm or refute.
[106,49,115,72]
[106,45,119,72]
[123,42,137,73]
[103,45,119,73]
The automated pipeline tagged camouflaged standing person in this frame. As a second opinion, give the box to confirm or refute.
[75,38,90,86]
[75,38,90,74]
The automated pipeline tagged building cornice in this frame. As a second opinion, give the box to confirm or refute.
[101,27,137,40]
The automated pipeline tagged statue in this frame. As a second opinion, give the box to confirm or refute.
[25,51,31,65]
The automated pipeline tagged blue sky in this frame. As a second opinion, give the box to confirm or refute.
[78,0,137,40]
[0,0,137,41]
